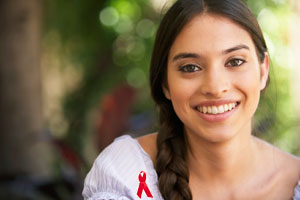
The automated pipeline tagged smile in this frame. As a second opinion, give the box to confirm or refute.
[196,102,239,115]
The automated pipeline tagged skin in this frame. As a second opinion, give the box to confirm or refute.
[138,14,300,199]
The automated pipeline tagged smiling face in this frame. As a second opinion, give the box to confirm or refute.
[163,14,269,143]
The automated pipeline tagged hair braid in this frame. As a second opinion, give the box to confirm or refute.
[155,103,192,200]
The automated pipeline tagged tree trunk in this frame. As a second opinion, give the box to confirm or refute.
[0,0,51,177]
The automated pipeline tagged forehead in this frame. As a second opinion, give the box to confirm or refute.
[169,13,256,57]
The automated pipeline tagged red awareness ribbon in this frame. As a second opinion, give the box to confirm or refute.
[137,171,153,199]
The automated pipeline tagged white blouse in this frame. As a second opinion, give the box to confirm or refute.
[83,135,300,200]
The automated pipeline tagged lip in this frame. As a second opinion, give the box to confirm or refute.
[193,100,240,123]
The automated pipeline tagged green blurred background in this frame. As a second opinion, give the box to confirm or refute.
[0,0,300,199]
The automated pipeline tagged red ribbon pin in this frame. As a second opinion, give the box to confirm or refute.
[137,171,153,199]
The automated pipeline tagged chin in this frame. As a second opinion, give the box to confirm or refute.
[186,126,240,144]
[203,131,236,143]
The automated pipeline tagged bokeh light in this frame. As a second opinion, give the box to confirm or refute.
[99,7,119,26]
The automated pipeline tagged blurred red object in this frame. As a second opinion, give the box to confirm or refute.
[52,138,82,171]
[95,84,136,152]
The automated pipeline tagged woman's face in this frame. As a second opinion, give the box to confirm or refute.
[163,14,269,142]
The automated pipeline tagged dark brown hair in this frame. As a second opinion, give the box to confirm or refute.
[150,0,267,199]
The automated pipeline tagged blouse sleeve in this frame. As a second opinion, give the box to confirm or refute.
[82,157,130,200]
[82,135,161,200]
[294,180,300,200]
[82,136,133,200]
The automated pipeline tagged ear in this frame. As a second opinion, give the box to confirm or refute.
[162,83,171,100]
[259,52,270,90]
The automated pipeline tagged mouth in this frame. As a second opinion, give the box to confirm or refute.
[196,101,240,115]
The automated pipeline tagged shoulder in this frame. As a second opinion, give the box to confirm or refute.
[255,137,300,175]
[255,137,300,197]
[275,148,300,195]
[137,132,158,165]
[270,144,300,179]
[279,153,300,198]
[96,135,145,165]
[83,135,161,200]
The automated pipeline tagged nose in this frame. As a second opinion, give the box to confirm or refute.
[199,67,229,97]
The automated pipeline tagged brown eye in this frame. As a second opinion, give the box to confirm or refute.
[227,59,245,67]
[180,64,201,72]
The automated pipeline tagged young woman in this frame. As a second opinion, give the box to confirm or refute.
[83,0,300,199]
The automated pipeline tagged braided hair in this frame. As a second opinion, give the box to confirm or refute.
[149,0,267,199]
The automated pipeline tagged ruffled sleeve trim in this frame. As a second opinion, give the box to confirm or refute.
[85,192,130,200]
[294,180,300,200]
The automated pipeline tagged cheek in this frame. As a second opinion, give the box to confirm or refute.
[168,81,194,102]
[167,74,199,111]
[233,70,261,107]
[167,73,199,99]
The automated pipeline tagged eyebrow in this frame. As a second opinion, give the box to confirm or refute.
[172,44,250,62]
[172,53,200,62]
[222,44,250,54]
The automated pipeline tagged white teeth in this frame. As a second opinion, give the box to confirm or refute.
[208,106,212,114]
[199,106,203,112]
[203,106,207,114]
[231,103,235,108]
[212,106,218,114]
[218,105,224,113]
[224,104,229,112]
[197,102,238,114]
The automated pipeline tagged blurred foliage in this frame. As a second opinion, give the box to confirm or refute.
[247,0,299,154]
[43,0,298,169]
[44,0,159,156]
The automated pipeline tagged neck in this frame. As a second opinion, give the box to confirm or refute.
[186,125,258,185]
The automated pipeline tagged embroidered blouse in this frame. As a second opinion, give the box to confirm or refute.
[82,135,300,200]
